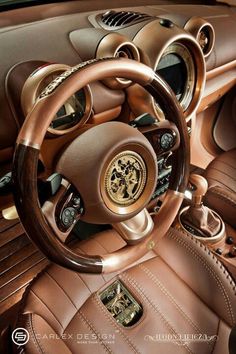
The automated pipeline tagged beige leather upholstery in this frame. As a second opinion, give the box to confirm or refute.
[16,228,236,354]
[204,149,236,228]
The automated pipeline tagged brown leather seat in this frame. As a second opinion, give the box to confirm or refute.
[16,228,236,354]
[204,149,236,228]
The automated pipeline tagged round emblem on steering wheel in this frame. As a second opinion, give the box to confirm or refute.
[104,151,147,206]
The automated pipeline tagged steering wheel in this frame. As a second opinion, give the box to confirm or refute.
[12,58,189,274]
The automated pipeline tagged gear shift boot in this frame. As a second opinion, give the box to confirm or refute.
[181,204,221,238]
[179,174,225,242]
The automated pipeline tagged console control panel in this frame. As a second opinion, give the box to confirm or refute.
[152,155,172,199]
[56,187,84,232]
[141,123,175,199]
[146,128,177,155]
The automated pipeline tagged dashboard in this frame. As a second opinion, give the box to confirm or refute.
[0,1,236,191]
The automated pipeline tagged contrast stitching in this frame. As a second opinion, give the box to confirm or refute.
[212,158,236,171]
[79,309,112,354]
[29,314,45,354]
[209,167,236,181]
[167,231,235,326]
[45,271,77,309]
[138,263,212,347]
[210,319,220,354]
[121,272,194,354]
[90,240,111,284]
[92,294,140,354]
[74,272,92,294]
[75,245,107,284]
[206,176,236,193]
[208,187,236,207]
[30,289,64,330]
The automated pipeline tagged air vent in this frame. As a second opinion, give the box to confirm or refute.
[196,25,215,57]
[99,11,152,28]
[184,17,215,58]
[96,32,140,89]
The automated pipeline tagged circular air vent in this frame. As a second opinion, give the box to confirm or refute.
[96,33,140,89]
[185,17,215,58]
[115,43,139,60]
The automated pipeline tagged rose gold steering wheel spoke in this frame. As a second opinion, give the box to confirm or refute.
[112,208,154,244]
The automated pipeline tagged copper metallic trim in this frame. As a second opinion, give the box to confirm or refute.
[21,63,93,136]
[17,139,40,149]
[152,39,205,121]
[96,33,140,89]
[104,151,147,207]
[206,60,236,80]
[178,206,226,244]
[102,190,184,273]
[189,173,208,206]
[154,42,196,113]
[112,208,154,244]
[100,143,157,216]
[133,20,206,121]
[17,58,154,148]
[170,190,185,197]
[184,17,215,58]
[21,63,70,115]
[14,59,188,274]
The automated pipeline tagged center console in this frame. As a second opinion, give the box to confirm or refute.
[176,173,236,280]
[152,155,172,199]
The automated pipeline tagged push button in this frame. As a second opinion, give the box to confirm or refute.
[61,207,77,228]
[160,133,174,150]
[226,236,234,245]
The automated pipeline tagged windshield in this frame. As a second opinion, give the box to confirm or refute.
[0,0,235,11]
[0,0,64,10]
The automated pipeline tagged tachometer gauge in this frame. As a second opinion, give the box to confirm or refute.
[155,43,195,112]
[21,63,92,135]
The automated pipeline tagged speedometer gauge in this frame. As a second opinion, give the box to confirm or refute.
[155,43,195,112]
[21,63,92,136]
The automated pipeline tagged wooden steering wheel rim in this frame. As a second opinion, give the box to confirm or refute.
[12,58,189,274]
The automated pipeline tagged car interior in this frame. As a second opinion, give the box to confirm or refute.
[0,0,236,353]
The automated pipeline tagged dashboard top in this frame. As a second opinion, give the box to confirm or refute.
[0,0,236,158]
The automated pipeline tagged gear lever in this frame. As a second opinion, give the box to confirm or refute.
[180,174,224,239]
[189,174,208,206]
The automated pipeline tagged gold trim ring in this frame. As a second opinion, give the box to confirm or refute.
[104,151,147,206]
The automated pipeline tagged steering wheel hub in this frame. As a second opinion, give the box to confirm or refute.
[104,151,147,206]
[57,121,158,223]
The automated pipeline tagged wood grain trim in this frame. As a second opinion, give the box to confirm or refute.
[13,143,103,273]
[13,59,188,274]
[0,213,48,326]
[146,75,190,193]
[17,58,154,148]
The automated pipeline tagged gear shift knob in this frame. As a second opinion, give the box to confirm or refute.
[189,174,208,206]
